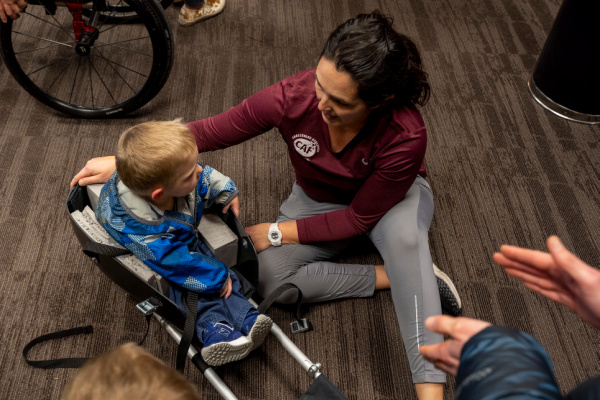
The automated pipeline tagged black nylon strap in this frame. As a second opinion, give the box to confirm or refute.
[22,325,94,369]
[24,315,153,370]
[137,314,152,346]
[83,241,131,258]
[257,283,303,320]
[176,291,198,373]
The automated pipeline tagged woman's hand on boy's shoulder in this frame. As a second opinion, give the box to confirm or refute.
[70,156,117,188]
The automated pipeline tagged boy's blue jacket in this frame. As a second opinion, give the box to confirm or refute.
[96,165,238,295]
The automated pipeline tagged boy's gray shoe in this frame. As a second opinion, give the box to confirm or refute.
[240,310,273,351]
[433,264,462,316]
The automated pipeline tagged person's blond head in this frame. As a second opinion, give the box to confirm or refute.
[116,120,197,195]
[61,343,200,400]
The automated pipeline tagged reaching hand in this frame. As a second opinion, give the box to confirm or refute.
[70,156,117,188]
[420,316,491,376]
[0,0,27,23]
[222,196,240,217]
[494,236,600,331]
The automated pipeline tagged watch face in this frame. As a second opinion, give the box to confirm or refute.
[269,224,282,245]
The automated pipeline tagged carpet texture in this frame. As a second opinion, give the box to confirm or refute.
[0,0,599,399]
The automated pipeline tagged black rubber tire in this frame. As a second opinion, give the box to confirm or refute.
[0,0,173,118]
[82,0,175,24]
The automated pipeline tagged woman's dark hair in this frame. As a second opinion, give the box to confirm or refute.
[320,10,430,108]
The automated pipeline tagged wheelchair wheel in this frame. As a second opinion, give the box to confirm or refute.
[0,0,173,118]
[82,0,175,24]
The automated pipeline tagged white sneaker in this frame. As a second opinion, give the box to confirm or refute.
[240,310,273,351]
[178,0,226,27]
[433,263,462,316]
[200,322,252,366]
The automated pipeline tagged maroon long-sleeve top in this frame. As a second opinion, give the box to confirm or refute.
[188,68,427,244]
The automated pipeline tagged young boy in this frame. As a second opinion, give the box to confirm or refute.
[96,120,272,366]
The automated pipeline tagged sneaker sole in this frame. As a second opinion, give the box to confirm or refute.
[201,336,253,367]
[433,263,462,316]
[247,315,273,351]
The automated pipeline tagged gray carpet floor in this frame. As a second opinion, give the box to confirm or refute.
[0,0,599,399]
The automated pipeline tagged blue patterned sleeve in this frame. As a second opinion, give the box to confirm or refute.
[131,233,229,295]
[199,165,238,208]
[456,326,563,400]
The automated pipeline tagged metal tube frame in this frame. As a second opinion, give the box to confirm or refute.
[154,299,323,399]
[155,314,239,400]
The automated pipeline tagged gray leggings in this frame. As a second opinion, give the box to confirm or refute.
[256,176,446,384]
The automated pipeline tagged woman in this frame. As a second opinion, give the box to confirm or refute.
[71,11,461,399]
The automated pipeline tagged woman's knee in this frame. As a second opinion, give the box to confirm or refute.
[373,226,420,259]
[257,247,296,278]
[255,268,300,304]
[256,247,297,297]
[371,180,433,257]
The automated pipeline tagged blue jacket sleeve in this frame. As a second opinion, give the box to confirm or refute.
[456,326,563,400]
[127,233,229,295]
[199,165,238,208]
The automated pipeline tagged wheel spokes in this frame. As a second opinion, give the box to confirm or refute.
[9,1,154,111]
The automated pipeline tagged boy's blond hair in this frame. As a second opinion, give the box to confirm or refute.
[61,343,200,400]
[116,119,197,195]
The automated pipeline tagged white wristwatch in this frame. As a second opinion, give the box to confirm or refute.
[268,223,282,247]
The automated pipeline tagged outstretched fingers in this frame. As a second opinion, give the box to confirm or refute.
[496,245,554,270]
[521,281,574,309]
[494,253,548,278]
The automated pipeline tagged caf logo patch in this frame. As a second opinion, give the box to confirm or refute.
[292,134,320,159]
